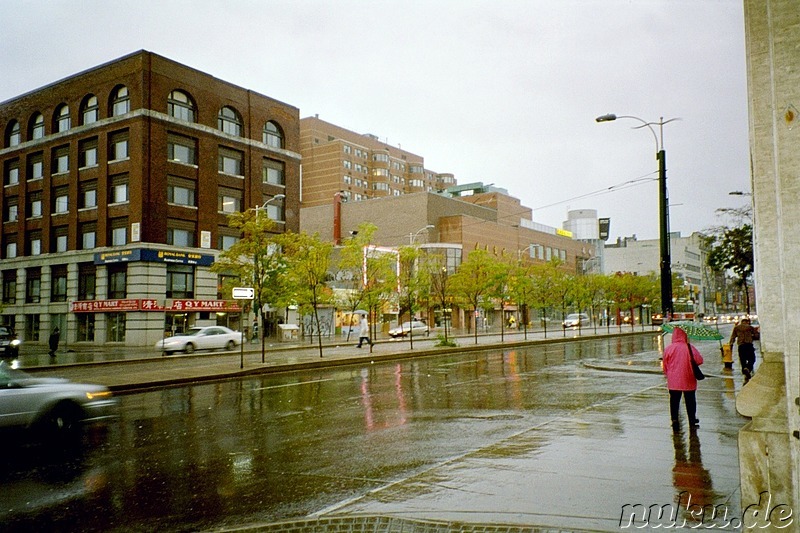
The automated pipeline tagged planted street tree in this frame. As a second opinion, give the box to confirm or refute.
[707,224,754,314]
[277,232,333,358]
[449,249,505,344]
[397,244,432,350]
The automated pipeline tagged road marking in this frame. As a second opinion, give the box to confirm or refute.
[252,378,335,391]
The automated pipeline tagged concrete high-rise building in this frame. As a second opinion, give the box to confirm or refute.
[0,51,301,347]
[299,116,456,207]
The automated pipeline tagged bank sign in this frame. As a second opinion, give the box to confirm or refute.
[95,248,215,266]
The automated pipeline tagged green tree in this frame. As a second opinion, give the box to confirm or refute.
[397,244,432,349]
[427,253,453,342]
[706,224,754,314]
[449,249,505,344]
[506,257,537,340]
[336,222,378,341]
[276,231,333,358]
[211,210,287,362]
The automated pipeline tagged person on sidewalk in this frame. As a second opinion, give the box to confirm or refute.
[662,326,703,431]
[357,316,372,348]
[48,326,60,358]
[729,317,757,380]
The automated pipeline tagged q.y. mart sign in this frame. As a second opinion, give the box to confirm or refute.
[70,299,240,313]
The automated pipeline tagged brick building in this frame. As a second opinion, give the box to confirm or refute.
[299,115,456,207]
[0,50,301,347]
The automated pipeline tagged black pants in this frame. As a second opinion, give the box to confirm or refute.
[669,390,697,424]
[357,336,371,347]
[737,342,756,374]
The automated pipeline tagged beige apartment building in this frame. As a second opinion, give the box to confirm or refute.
[299,116,456,207]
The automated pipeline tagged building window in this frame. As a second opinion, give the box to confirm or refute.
[262,196,284,222]
[79,138,98,168]
[51,226,68,252]
[218,187,242,213]
[81,95,99,125]
[4,159,19,186]
[167,133,197,165]
[107,264,127,299]
[218,106,243,136]
[219,233,239,251]
[167,220,195,247]
[26,267,41,303]
[106,313,126,342]
[111,86,130,116]
[110,218,127,246]
[55,104,71,132]
[5,239,16,259]
[28,152,43,180]
[110,174,129,204]
[2,271,16,304]
[78,263,96,300]
[51,265,68,302]
[263,121,284,148]
[30,113,45,139]
[109,130,129,161]
[25,314,40,342]
[80,222,97,250]
[80,180,98,209]
[167,90,195,122]
[28,191,42,218]
[53,186,69,214]
[6,120,21,147]
[27,230,42,256]
[77,314,95,342]
[218,147,243,176]
[5,198,18,222]
[167,176,196,207]
[52,145,69,174]
[166,264,194,298]
[262,158,285,185]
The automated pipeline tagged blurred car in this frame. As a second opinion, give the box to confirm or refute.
[651,313,664,326]
[155,326,242,354]
[0,325,21,359]
[0,361,118,443]
[562,313,590,328]
[389,321,430,338]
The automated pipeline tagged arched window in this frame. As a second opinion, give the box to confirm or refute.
[167,90,196,122]
[5,120,21,147]
[55,104,71,132]
[218,106,243,136]
[262,121,284,148]
[30,113,44,139]
[111,86,130,116]
[81,95,99,125]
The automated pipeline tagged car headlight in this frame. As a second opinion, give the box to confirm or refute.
[86,390,113,400]
[10,339,20,346]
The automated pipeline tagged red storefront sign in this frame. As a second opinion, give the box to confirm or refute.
[70,299,239,313]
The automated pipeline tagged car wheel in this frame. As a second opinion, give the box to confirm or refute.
[226,340,236,351]
[184,343,195,354]
[37,402,83,445]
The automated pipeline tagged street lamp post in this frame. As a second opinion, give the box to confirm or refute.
[252,194,285,361]
[596,113,679,319]
[409,224,435,245]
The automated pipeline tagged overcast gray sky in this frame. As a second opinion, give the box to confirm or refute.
[0,0,750,242]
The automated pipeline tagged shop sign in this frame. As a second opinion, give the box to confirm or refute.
[94,248,215,266]
[166,299,241,311]
[70,299,165,313]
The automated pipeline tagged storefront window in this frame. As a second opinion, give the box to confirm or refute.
[77,314,95,342]
[107,312,126,342]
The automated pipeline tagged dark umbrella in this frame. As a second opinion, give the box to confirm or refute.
[661,321,724,341]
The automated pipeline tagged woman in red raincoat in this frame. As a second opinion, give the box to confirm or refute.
[662,326,704,430]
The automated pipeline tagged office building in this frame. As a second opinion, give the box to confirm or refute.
[0,51,301,347]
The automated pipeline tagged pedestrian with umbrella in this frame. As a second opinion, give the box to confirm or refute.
[662,325,704,431]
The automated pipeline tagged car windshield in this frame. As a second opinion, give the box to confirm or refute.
[0,360,29,382]
[184,328,205,337]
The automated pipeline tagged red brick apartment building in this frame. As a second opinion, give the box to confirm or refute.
[0,51,300,347]
[299,116,456,207]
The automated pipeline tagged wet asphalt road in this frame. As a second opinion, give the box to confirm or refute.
[0,334,745,532]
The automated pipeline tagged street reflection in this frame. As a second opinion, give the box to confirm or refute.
[671,429,719,524]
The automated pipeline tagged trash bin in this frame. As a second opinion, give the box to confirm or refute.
[721,344,733,369]
[278,324,299,342]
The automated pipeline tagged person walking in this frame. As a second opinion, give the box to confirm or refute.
[662,326,703,431]
[729,317,757,380]
[357,316,371,348]
[48,326,60,358]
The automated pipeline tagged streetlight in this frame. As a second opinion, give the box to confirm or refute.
[596,113,679,319]
[252,193,285,362]
[409,224,435,244]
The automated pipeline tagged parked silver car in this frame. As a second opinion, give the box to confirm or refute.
[0,361,118,443]
[155,326,242,354]
[388,321,430,338]
[562,313,591,328]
